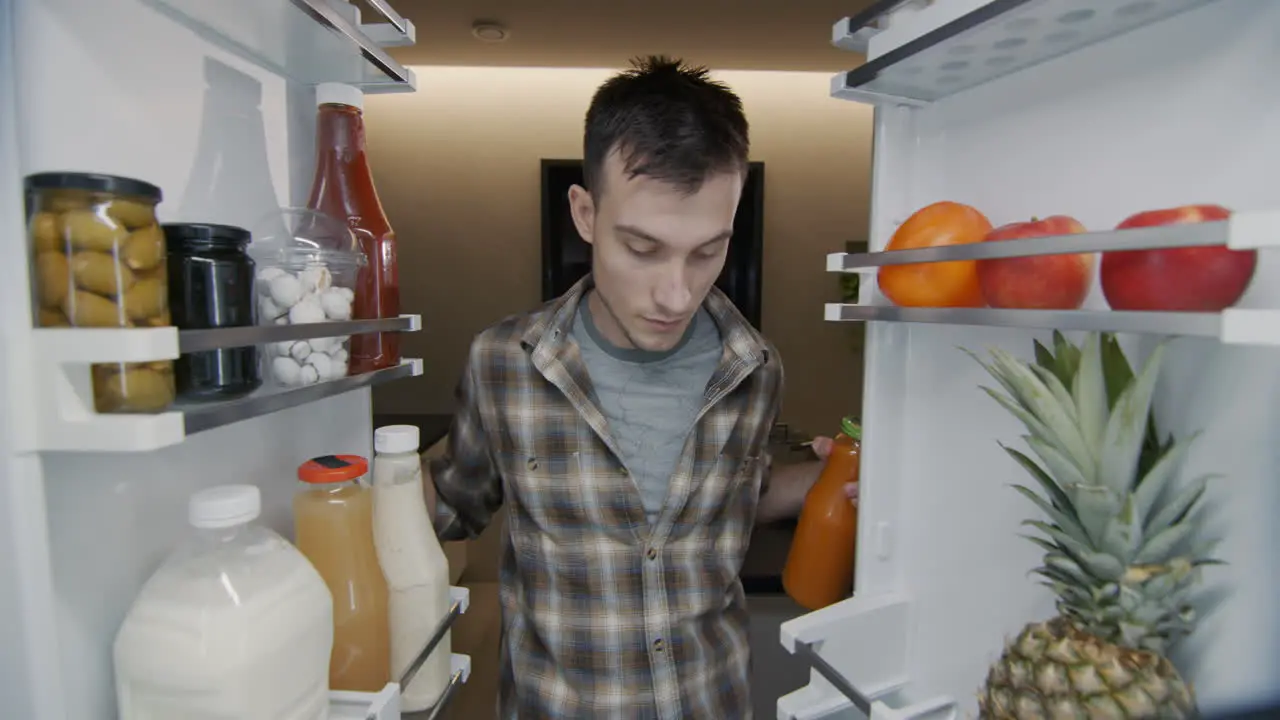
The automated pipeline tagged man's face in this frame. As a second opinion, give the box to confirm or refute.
[568,152,743,352]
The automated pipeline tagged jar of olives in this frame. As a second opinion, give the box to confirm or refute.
[26,172,175,414]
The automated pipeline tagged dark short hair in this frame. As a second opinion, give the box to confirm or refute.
[583,55,749,197]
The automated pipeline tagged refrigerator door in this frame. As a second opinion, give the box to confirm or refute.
[0,0,422,718]
[782,1,1280,718]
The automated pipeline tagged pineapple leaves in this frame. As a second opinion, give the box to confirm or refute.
[1026,436,1089,500]
[1002,445,1076,513]
[1011,484,1088,540]
[1097,342,1167,498]
[1072,333,1108,454]
[1135,522,1194,564]
[1098,496,1143,566]
[1070,484,1123,548]
[1131,440,1201,529]
[989,347,1093,478]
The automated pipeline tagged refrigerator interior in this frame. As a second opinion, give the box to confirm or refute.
[1,0,398,716]
[781,1,1280,718]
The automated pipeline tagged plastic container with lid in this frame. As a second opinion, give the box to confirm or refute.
[113,484,334,719]
[371,425,452,711]
[165,223,261,401]
[294,454,391,693]
[249,207,366,388]
[782,417,862,611]
[307,83,401,376]
[25,171,175,413]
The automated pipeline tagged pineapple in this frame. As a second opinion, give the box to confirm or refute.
[964,331,1219,719]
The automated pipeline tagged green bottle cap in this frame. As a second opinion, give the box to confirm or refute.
[840,416,862,441]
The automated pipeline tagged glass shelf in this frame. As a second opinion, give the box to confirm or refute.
[146,0,416,92]
[832,0,1222,104]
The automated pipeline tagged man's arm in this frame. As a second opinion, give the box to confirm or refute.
[756,458,823,524]
[422,346,503,542]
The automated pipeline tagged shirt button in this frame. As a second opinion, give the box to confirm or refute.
[646,547,658,560]
[526,457,538,471]
[653,638,665,652]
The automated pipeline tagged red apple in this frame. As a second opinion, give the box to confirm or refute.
[1101,204,1256,312]
[977,215,1095,310]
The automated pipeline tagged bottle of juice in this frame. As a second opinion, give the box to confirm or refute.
[294,454,391,692]
[782,417,862,611]
[306,82,401,375]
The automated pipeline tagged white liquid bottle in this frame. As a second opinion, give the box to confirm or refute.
[371,424,453,711]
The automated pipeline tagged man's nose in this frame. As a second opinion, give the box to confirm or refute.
[654,264,694,316]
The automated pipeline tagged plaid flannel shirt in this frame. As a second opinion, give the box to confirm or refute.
[430,277,784,719]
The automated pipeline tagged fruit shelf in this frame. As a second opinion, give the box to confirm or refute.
[778,594,957,720]
[824,210,1280,345]
[829,0,1223,105]
[330,586,472,720]
[145,0,417,92]
[29,315,423,453]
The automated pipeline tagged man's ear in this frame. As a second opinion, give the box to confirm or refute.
[567,184,595,245]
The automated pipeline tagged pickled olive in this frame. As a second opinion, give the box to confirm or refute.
[62,210,127,253]
[31,212,60,253]
[62,290,126,327]
[121,225,164,271]
[97,365,175,412]
[71,251,136,296]
[106,198,157,229]
[35,252,70,309]
[47,191,90,213]
[38,308,69,327]
[123,278,166,322]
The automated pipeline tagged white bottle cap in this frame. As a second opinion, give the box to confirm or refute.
[374,424,420,455]
[189,484,262,529]
[316,82,364,111]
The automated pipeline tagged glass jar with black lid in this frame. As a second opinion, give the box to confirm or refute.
[165,223,261,400]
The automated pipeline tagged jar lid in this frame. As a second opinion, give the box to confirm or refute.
[189,484,261,529]
[25,172,162,202]
[163,223,252,251]
[316,82,364,111]
[374,424,420,454]
[298,454,369,484]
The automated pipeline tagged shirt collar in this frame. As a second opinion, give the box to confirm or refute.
[521,274,769,368]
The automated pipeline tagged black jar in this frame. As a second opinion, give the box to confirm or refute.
[165,223,261,400]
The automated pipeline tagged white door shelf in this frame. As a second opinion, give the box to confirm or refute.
[826,209,1280,272]
[330,586,472,720]
[824,305,1280,345]
[329,656,472,720]
[145,0,418,93]
[32,315,424,453]
[829,0,1224,105]
[778,594,957,720]
[824,209,1280,345]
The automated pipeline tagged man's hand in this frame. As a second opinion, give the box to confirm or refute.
[809,435,859,506]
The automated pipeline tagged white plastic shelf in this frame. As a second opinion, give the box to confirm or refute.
[328,656,472,720]
[830,0,1224,105]
[778,594,957,720]
[31,315,424,453]
[328,586,471,720]
[823,210,1280,345]
[826,210,1280,272]
[145,0,417,93]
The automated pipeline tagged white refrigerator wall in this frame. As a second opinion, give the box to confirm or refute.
[7,0,375,717]
[857,0,1279,715]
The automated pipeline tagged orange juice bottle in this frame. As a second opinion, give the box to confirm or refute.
[783,417,861,611]
[294,455,390,692]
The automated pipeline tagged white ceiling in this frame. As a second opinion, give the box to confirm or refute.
[383,0,875,72]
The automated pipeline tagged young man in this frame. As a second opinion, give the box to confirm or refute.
[423,56,858,718]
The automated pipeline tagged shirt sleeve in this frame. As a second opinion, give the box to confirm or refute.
[428,347,503,542]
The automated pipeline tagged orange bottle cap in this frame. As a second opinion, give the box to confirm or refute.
[298,454,369,484]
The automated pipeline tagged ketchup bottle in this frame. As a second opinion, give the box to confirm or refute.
[782,417,861,611]
[306,83,401,374]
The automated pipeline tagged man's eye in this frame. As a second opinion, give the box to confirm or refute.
[628,245,657,257]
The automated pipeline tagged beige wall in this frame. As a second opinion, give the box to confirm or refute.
[365,66,872,436]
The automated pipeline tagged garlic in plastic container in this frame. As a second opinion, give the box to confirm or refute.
[249,208,366,388]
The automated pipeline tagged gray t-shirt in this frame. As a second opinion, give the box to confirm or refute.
[573,297,723,524]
